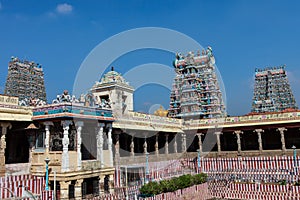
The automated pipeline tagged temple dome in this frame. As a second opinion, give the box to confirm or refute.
[100,67,127,84]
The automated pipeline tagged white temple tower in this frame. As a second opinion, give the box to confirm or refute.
[91,67,134,117]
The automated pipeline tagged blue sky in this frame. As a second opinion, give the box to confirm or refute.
[0,0,300,116]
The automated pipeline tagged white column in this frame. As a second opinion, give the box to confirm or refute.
[43,121,54,154]
[277,127,287,153]
[254,129,264,153]
[197,133,204,154]
[61,120,72,172]
[75,121,84,170]
[114,130,121,165]
[155,134,159,156]
[174,134,178,154]
[143,136,148,154]
[234,130,243,155]
[214,132,222,154]
[130,135,135,157]
[181,133,187,152]
[107,124,113,167]
[0,122,11,176]
[165,134,169,155]
[97,123,104,168]
[0,123,11,153]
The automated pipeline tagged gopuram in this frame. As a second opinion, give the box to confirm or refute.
[0,49,299,199]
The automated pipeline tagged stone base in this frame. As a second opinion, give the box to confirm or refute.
[0,163,5,177]
[0,169,5,177]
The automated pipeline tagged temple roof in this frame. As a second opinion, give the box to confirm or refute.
[91,67,134,91]
[100,67,127,84]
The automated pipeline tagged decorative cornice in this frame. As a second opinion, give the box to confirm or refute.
[32,103,114,121]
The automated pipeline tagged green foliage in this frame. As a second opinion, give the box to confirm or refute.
[140,181,161,195]
[193,173,208,185]
[279,179,287,185]
[139,173,207,196]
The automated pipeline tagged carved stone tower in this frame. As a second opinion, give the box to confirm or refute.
[168,47,226,119]
[251,66,298,113]
[4,57,47,102]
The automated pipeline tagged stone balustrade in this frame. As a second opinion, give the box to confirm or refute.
[31,151,77,176]
[185,111,300,129]
[114,111,183,132]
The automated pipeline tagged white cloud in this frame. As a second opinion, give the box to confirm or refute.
[56,3,73,14]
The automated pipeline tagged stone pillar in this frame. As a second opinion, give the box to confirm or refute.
[99,175,104,194]
[155,134,159,156]
[97,123,105,168]
[27,132,36,164]
[181,133,187,152]
[277,127,287,154]
[114,130,121,165]
[109,174,114,194]
[0,122,11,176]
[174,134,178,154]
[197,133,204,154]
[43,121,53,154]
[165,134,169,155]
[61,120,72,172]
[143,136,148,154]
[107,124,113,167]
[130,135,135,157]
[74,179,83,200]
[234,130,243,155]
[254,129,264,153]
[60,181,70,200]
[75,121,84,170]
[214,132,222,154]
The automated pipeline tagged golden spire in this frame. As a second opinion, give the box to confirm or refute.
[154,106,168,117]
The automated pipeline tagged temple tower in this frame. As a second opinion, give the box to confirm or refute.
[251,66,298,113]
[91,67,134,117]
[168,47,226,119]
[4,57,47,102]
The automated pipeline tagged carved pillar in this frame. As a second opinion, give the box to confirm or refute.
[75,121,84,170]
[174,134,178,154]
[0,122,12,176]
[130,135,135,157]
[165,134,169,155]
[254,129,264,153]
[107,124,113,167]
[277,127,287,154]
[97,123,105,168]
[59,181,70,200]
[99,175,105,194]
[109,174,114,194]
[61,120,72,172]
[43,121,53,154]
[196,133,204,154]
[143,136,148,154]
[155,134,159,156]
[74,179,83,200]
[214,132,222,154]
[181,133,187,152]
[234,130,243,155]
[114,130,121,165]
